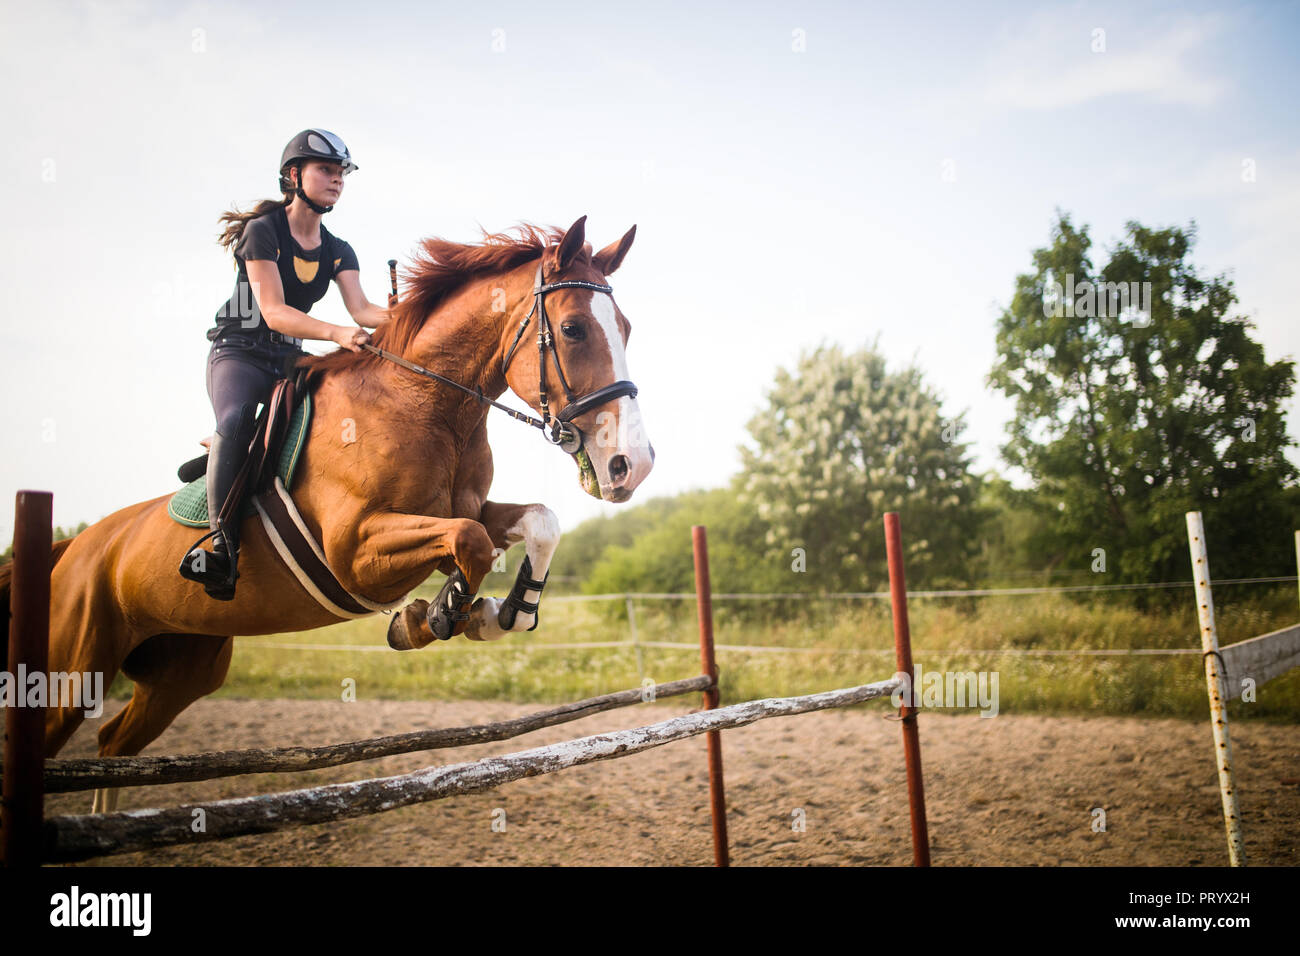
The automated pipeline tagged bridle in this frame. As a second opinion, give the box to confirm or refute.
[501,262,638,450]
[361,259,638,454]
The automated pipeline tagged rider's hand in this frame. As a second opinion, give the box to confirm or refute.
[387,292,399,308]
[333,326,371,352]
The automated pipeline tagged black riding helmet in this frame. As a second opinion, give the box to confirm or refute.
[278,128,358,214]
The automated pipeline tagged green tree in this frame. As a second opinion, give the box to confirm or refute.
[581,485,775,595]
[973,476,1075,585]
[736,342,983,591]
[988,212,1298,582]
[550,493,703,586]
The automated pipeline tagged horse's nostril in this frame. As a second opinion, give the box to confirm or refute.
[649,443,656,462]
[609,454,630,483]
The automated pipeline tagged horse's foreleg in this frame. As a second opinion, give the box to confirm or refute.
[351,512,498,650]
[461,502,561,642]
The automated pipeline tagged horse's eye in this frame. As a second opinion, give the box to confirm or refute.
[561,322,585,341]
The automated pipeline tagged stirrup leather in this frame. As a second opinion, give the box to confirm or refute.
[498,555,549,632]
[426,569,474,641]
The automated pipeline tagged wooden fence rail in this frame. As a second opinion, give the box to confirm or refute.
[24,676,713,793]
[44,678,901,863]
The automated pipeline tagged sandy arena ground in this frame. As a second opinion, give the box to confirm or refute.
[47,697,1298,867]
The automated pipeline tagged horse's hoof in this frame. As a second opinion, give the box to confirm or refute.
[464,598,507,642]
[387,600,434,651]
[426,570,474,641]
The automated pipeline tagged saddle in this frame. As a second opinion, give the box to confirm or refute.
[176,367,311,558]
[177,367,311,488]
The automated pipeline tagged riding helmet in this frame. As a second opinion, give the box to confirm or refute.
[278,129,358,204]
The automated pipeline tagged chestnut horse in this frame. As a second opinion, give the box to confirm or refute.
[1,216,653,812]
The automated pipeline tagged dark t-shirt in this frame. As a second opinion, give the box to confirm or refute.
[209,205,358,340]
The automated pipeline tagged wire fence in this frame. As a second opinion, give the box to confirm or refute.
[235,573,1299,659]
[550,574,1299,601]
[241,638,1210,657]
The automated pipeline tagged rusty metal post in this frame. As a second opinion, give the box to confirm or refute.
[884,512,931,867]
[2,490,52,868]
[692,525,729,867]
[1186,511,1245,866]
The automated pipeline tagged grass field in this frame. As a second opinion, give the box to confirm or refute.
[108,576,1300,722]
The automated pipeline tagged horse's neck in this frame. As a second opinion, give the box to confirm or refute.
[425,326,504,397]
[313,280,511,449]
[295,274,519,534]
[409,282,510,404]
[304,310,497,518]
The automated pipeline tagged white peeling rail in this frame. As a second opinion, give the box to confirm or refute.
[45,678,902,863]
[29,676,713,793]
[1218,624,1300,702]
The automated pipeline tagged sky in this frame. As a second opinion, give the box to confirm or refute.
[2,0,1298,546]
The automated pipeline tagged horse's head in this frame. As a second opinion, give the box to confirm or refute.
[501,216,654,502]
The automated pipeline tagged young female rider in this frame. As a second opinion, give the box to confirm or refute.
[180,129,390,600]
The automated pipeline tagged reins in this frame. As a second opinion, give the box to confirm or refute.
[360,341,551,430]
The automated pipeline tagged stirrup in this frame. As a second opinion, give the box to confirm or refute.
[498,555,549,632]
[426,568,474,641]
[178,528,240,601]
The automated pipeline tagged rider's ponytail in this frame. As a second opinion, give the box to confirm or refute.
[217,194,293,252]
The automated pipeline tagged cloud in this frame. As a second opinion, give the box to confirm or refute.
[979,8,1229,111]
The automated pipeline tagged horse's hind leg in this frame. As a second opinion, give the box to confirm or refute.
[91,633,233,813]
[44,610,132,761]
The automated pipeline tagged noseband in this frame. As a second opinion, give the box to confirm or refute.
[501,262,638,450]
[362,259,637,453]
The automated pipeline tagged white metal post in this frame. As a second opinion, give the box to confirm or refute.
[1185,511,1245,866]
[625,593,645,683]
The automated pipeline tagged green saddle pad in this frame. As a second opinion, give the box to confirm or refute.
[167,393,313,528]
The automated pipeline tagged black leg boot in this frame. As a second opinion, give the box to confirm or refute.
[179,431,246,600]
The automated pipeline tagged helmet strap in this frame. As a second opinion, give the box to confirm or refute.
[299,189,333,214]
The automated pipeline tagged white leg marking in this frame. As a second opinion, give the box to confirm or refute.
[465,596,507,642]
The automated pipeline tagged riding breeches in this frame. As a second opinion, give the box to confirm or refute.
[203,334,305,542]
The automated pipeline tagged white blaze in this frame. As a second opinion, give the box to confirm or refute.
[586,292,653,497]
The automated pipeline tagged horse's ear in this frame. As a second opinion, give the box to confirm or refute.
[554,215,588,271]
[593,225,636,277]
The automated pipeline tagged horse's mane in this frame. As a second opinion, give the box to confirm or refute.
[297,221,566,378]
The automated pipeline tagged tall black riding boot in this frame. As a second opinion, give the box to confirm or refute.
[179,431,247,600]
